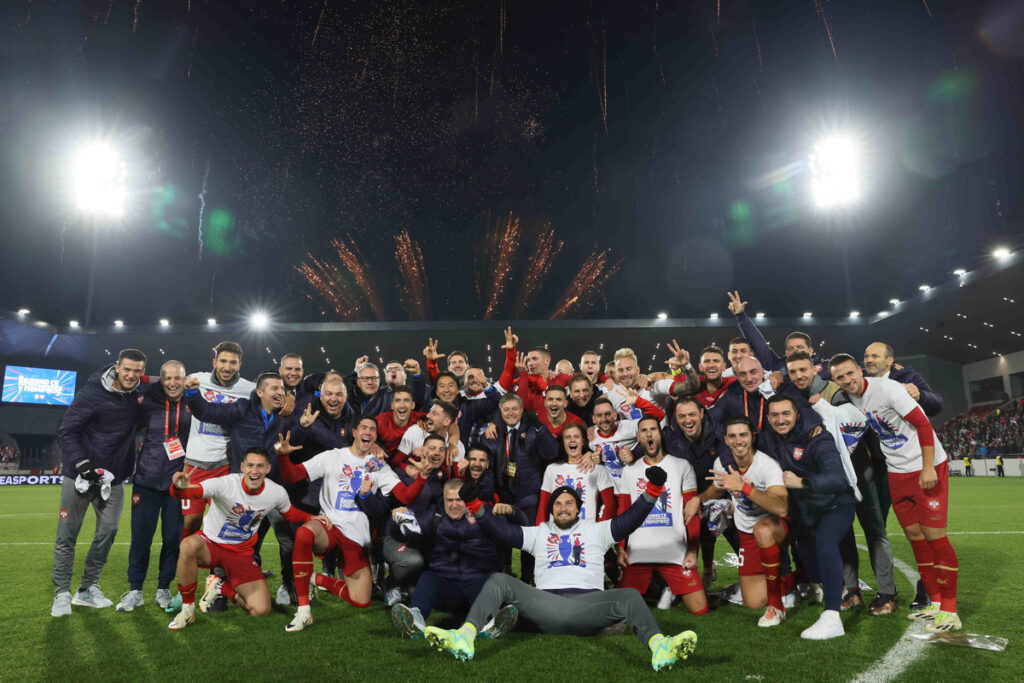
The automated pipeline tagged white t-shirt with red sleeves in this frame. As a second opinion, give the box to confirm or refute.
[199,474,293,550]
[590,419,638,485]
[541,462,614,522]
[397,424,466,462]
[847,377,947,474]
[618,455,697,565]
[713,450,784,534]
[301,447,403,547]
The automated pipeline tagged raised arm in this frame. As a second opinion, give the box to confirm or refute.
[609,466,664,542]
[728,291,784,372]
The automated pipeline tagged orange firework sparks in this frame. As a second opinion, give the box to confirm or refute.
[394,230,431,320]
[295,235,386,321]
[549,248,622,320]
[328,236,386,320]
[514,223,563,318]
[476,213,521,319]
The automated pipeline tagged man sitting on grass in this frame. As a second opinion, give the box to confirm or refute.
[421,466,698,672]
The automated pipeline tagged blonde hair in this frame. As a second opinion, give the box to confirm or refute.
[613,348,637,364]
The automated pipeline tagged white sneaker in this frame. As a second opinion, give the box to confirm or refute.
[757,605,786,627]
[198,575,223,613]
[72,585,113,608]
[285,606,313,633]
[155,589,173,610]
[391,603,425,638]
[656,586,675,610]
[801,610,845,640]
[385,587,403,607]
[782,591,797,609]
[168,604,195,630]
[116,590,144,612]
[275,584,292,606]
[51,591,72,617]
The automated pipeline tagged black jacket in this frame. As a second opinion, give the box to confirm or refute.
[664,412,730,493]
[184,388,285,476]
[133,382,191,490]
[479,413,559,510]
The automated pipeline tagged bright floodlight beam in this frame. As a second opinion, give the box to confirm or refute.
[250,311,270,329]
[809,136,862,209]
[71,143,127,217]
[993,247,1011,259]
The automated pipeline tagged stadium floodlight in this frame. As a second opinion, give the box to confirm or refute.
[17,308,30,316]
[71,143,127,217]
[207,318,217,326]
[953,268,966,276]
[250,311,270,329]
[993,247,1011,259]
[657,312,668,320]
[802,312,813,319]
[69,320,79,328]
[808,136,862,209]
[755,312,765,319]
[709,313,719,320]
[114,319,124,327]
[889,298,900,305]
[159,318,170,327]
[849,311,860,318]
[919,284,931,292]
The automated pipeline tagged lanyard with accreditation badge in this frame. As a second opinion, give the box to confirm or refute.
[163,400,186,461]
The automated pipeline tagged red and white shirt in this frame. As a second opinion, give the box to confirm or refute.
[538,462,615,524]
[375,410,427,458]
[617,455,698,565]
[183,474,296,550]
[183,372,256,465]
[713,451,783,534]
[590,420,639,485]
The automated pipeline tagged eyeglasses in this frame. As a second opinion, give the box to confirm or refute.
[358,376,380,382]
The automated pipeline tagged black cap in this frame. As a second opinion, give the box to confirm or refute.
[547,485,583,519]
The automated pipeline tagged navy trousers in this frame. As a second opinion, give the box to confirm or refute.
[127,484,182,590]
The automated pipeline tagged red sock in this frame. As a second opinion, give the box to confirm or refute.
[221,582,237,603]
[761,544,783,610]
[909,539,941,603]
[780,571,795,597]
[928,536,959,613]
[179,582,197,606]
[313,574,369,608]
[293,526,315,608]
[338,583,371,608]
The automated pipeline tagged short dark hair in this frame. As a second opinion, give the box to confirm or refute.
[581,350,600,358]
[448,350,469,363]
[766,394,795,411]
[117,348,147,364]
[529,346,551,358]
[829,353,858,369]
[700,345,726,360]
[467,443,492,462]
[785,350,813,365]
[544,384,567,397]
[637,415,661,431]
[674,396,704,413]
[560,422,585,439]
[244,446,270,462]
[391,384,414,400]
[728,337,750,350]
[213,341,243,359]
[568,373,593,389]
[256,371,282,390]
[785,331,812,347]
[434,371,458,387]
[723,416,753,434]
[433,399,459,423]
[424,433,446,448]
[357,416,378,430]
[385,359,404,369]
[592,397,615,412]
[280,353,302,365]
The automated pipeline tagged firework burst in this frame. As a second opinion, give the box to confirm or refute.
[475,212,521,319]
[296,235,386,321]
[394,229,431,320]
[549,248,622,320]
[513,223,562,318]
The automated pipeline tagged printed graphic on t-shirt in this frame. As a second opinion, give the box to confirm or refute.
[197,389,241,436]
[601,444,624,479]
[634,478,672,527]
[552,473,586,519]
[334,465,364,511]
[546,531,585,568]
[218,503,265,541]
[864,410,909,450]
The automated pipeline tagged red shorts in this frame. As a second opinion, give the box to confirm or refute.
[313,518,370,576]
[888,461,949,529]
[737,519,789,577]
[197,532,264,589]
[180,464,230,515]
[619,563,703,596]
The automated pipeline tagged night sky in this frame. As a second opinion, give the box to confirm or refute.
[0,1,1021,325]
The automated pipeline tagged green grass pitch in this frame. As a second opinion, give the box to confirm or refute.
[2,478,1020,681]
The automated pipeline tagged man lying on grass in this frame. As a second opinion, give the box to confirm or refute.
[422,465,698,672]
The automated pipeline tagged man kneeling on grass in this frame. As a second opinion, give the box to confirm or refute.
[422,466,698,672]
[167,447,329,630]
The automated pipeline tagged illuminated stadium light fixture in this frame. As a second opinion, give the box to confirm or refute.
[657,312,668,320]
[918,285,931,292]
[993,247,1011,259]
[755,312,765,319]
[207,318,217,326]
[889,298,900,305]
[17,308,29,316]
[69,320,79,328]
[114,319,124,327]
[250,311,269,329]
[709,313,719,320]
[802,312,813,319]
[808,136,862,209]
[953,268,966,276]
[71,143,127,217]
[159,318,170,327]
[849,311,860,318]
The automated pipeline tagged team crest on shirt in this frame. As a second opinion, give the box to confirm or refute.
[635,478,672,527]
[793,447,804,461]
[218,503,266,541]
[546,532,585,568]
